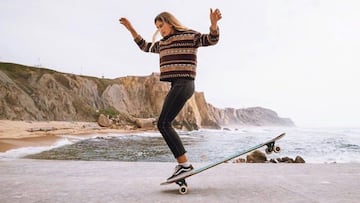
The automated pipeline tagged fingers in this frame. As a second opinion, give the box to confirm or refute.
[119,17,132,25]
[210,8,220,14]
[119,17,133,30]
[215,9,222,19]
[210,8,222,23]
[210,8,222,18]
[119,17,126,24]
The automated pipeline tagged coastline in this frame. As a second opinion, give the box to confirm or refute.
[2,120,359,164]
[0,120,147,152]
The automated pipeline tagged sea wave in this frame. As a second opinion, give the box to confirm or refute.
[1,127,359,163]
[0,138,73,160]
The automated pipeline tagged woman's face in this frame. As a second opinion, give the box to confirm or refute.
[155,20,174,37]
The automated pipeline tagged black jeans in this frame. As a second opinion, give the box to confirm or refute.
[157,79,195,158]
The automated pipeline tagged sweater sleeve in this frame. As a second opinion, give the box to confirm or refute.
[134,35,160,53]
[195,27,220,47]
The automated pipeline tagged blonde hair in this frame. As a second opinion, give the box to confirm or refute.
[150,12,189,50]
[154,12,188,31]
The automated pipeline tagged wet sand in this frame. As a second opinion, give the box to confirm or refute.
[0,120,142,152]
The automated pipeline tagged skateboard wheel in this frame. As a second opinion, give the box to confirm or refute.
[265,147,273,154]
[274,145,281,153]
[179,185,188,194]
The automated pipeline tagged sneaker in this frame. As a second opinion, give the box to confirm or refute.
[167,164,194,180]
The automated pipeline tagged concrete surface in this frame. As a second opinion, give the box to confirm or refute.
[0,160,359,203]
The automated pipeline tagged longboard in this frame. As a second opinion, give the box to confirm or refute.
[160,132,286,194]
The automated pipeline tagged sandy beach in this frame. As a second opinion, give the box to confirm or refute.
[0,120,139,152]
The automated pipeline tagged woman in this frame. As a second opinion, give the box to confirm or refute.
[119,8,222,180]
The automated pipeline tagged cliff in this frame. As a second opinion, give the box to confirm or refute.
[0,62,294,130]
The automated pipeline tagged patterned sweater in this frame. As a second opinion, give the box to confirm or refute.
[134,27,220,82]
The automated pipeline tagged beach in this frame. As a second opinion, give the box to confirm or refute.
[0,120,138,152]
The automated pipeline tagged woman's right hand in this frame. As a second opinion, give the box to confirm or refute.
[119,18,133,30]
[119,17,139,39]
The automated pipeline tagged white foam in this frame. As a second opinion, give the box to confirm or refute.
[2,127,359,163]
[135,132,162,138]
[0,138,73,160]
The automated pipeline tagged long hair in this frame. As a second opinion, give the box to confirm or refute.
[154,12,188,32]
[150,12,189,50]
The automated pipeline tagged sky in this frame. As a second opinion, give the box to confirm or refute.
[1,0,360,127]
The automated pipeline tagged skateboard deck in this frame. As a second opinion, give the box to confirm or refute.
[160,132,286,194]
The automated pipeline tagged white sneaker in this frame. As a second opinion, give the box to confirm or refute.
[167,164,194,180]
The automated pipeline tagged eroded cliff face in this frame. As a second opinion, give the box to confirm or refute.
[0,62,294,130]
[0,63,105,121]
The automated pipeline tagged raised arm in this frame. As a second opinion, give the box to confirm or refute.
[195,8,222,47]
[119,17,158,53]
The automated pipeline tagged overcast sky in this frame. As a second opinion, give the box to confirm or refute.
[1,0,360,127]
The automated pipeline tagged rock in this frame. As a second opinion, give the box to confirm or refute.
[27,127,58,132]
[234,155,305,164]
[233,154,305,164]
[97,114,112,127]
[246,150,267,163]
[233,158,246,163]
[135,118,156,128]
[277,157,295,163]
[294,156,306,163]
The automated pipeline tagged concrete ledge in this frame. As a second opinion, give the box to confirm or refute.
[0,160,359,202]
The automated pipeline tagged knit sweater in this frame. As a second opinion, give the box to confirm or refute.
[134,27,219,82]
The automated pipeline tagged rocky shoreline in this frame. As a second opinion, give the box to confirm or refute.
[233,150,306,164]
[0,119,305,165]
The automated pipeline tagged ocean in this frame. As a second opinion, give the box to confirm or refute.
[1,127,360,163]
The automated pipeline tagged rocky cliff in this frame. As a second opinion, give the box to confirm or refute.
[0,62,294,130]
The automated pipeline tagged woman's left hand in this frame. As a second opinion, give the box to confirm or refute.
[210,8,222,29]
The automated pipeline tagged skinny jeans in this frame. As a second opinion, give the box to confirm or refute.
[157,78,195,158]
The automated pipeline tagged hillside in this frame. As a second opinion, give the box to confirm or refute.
[0,62,294,130]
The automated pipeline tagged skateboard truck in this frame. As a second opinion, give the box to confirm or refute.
[265,141,281,154]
